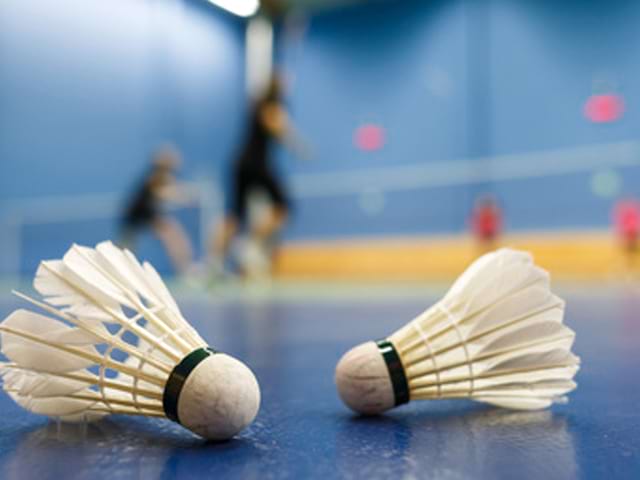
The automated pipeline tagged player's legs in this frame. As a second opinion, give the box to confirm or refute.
[152,217,193,274]
[253,205,288,243]
[232,171,289,279]
[210,215,239,260]
[252,172,290,244]
[208,167,248,262]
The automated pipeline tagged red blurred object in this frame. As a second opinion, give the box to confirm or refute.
[354,124,385,151]
[584,94,625,123]
[471,196,503,242]
[613,199,640,247]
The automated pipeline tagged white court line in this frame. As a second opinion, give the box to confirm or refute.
[290,140,640,197]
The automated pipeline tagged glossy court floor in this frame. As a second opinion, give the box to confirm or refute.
[0,283,638,479]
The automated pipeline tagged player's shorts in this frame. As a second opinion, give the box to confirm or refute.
[230,166,290,223]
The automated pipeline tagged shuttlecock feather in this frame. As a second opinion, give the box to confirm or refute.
[0,241,260,440]
[335,248,580,414]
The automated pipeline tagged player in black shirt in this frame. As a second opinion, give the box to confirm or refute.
[121,146,193,274]
[210,74,306,277]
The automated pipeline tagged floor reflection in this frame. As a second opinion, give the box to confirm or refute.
[1,417,272,479]
[335,403,577,479]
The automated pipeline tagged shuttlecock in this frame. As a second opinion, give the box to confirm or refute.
[335,248,580,414]
[0,241,260,440]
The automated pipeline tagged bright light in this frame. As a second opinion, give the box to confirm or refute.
[207,0,259,17]
[246,16,273,98]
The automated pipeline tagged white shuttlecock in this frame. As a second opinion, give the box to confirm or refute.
[0,241,260,440]
[335,248,580,414]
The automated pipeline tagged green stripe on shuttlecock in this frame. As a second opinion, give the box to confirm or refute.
[163,347,218,424]
[376,339,410,406]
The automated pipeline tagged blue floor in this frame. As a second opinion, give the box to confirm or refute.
[0,285,639,479]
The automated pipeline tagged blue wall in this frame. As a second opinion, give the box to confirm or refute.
[278,0,640,240]
[488,0,640,230]
[0,0,246,273]
[3,0,640,274]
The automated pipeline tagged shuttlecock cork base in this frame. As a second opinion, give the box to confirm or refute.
[162,348,260,440]
[335,340,407,415]
[0,241,260,441]
[336,248,580,415]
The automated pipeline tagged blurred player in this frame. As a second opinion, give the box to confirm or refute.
[209,73,307,279]
[470,194,503,253]
[613,197,640,271]
[120,145,193,274]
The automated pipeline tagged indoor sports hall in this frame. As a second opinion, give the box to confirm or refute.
[0,0,638,479]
